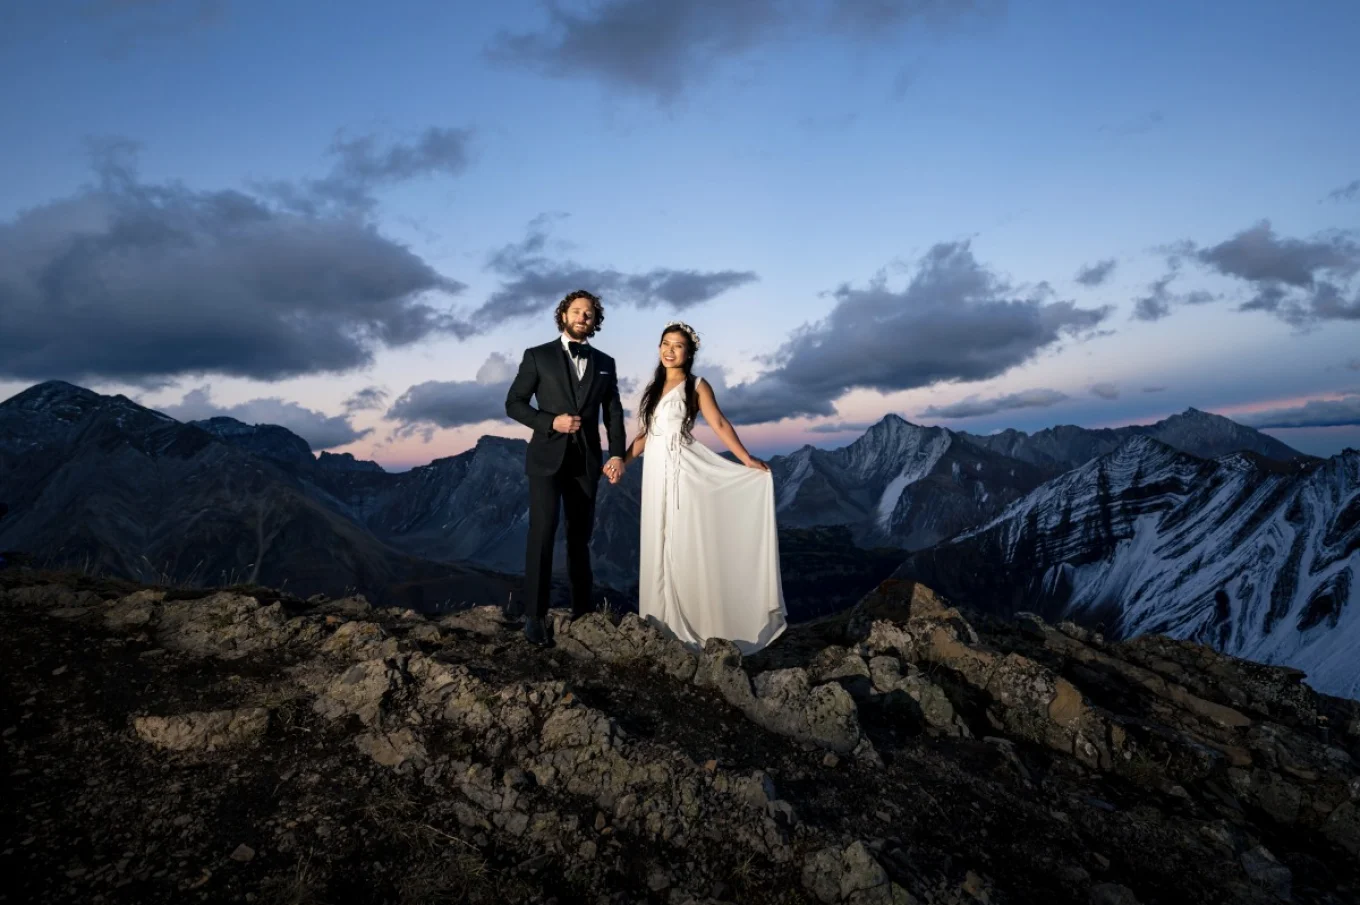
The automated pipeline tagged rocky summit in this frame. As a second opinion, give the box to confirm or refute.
[3,571,1359,905]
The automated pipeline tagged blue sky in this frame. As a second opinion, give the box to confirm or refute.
[2,0,1358,468]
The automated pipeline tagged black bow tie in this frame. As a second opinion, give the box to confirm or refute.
[567,341,587,359]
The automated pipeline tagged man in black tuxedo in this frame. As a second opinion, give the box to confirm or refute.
[505,289,627,645]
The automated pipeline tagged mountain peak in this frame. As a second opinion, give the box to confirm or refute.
[863,412,928,436]
[317,451,385,473]
[1,380,104,418]
[1145,407,1307,463]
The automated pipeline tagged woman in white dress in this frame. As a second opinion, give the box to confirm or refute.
[616,322,787,654]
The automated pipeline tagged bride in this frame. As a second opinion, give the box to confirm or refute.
[614,321,787,654]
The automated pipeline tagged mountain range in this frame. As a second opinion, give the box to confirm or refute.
[3,378,1357,697]
[895,435,1359,698]
[0,382,516,606]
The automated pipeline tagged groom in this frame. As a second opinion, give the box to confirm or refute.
[505,289,627,646]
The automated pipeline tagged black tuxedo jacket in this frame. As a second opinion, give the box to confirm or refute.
[505,339,627,480]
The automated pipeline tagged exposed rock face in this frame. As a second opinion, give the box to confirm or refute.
[3,571,1358,904]
[769,415,1053,551]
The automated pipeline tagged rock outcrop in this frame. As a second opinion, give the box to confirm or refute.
[3,570,1358,904]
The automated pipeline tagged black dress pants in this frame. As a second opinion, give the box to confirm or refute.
[523,442,597,620]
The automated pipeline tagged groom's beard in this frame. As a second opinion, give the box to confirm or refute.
[565,323,591,340]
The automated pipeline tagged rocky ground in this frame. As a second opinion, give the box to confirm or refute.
[2,569,1358,905]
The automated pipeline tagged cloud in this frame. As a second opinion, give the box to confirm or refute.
[1131,271,1216,322]
[462,216,758,334]
[385,352,521,432]
[487,0,786,103]
[1325,179,1359,203]
[918,388,1068,420]
[718,242,1109,424]
[1089,382,1120,400]
[1142,385,1167,393]
[1347,359,1360,372]
[1191,221,1360,325]
[487,0,1002,103]
[0,137,469,385]
[343,386,389,414]
[1074,258,1116,287]
[159,385,371,450]
[807,420,877,434]
[1237,393,1360,429]
[259,126,473,216]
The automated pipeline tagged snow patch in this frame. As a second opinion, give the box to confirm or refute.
[876,432,951,528]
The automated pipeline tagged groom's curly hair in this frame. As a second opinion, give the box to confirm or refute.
[555,289,605,337]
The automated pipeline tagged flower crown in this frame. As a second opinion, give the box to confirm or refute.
[664,320,701,350]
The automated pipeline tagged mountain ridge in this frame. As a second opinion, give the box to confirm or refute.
[894,433,1359,697]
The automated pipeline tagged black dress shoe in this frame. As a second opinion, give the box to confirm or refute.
[523,615,553,647]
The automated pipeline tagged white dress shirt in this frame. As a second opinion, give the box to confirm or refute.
[561,333,589,381]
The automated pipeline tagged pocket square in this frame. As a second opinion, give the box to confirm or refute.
[599,370,612,375]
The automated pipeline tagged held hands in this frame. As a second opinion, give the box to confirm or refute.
[552,413,582,433]
[603,457,625,484]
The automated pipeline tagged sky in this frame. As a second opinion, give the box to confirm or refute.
[1,0,1358,469]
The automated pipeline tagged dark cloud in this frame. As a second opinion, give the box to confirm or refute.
[0,138,469,385]
[385,353,519,432]
[1142,385,1167,393]
[1238,393,1360,429]
[1199,221,1357,287]
[1189,222,1360,325]
[1325,179,1359,203]
[1074,258,1116,287]
[159,386,371,450]
[488,0,1002,103]
[1130,271,1215,322]
[1089,382,1120,400]
[259,127,473,216]
[919,388,1068,420]
[719,242,1110,424]
[463,217,758,334]
[487,0,786,103]
[343,386,390,414]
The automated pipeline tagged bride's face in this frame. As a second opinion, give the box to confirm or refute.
[659,332,689,369]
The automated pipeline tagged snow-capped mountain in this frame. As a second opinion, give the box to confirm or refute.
[769,415,1056,549]
[957,407,1308,471]
[896,435,1360,698]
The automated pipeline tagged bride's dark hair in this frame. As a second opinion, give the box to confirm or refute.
[637,324,700,443]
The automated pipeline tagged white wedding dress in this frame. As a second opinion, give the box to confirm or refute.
[638,378,787,654]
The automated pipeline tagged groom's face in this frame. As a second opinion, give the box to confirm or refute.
[562,299,595,339]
